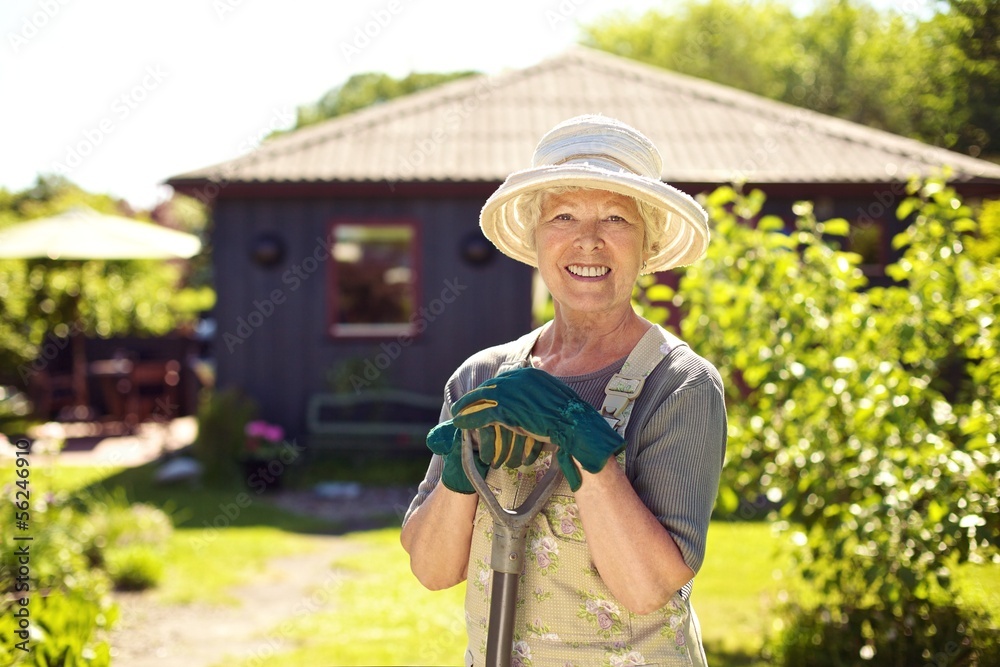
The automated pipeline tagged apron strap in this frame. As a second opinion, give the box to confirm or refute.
[601,324,693,600]
[601,324,680,437]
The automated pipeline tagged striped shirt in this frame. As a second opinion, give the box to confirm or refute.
[404,329,728,577]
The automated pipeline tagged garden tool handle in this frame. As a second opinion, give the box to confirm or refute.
[461,429,563,667]
[460,429,562,571]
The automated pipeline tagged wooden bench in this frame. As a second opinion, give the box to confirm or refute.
[305,389,442,457]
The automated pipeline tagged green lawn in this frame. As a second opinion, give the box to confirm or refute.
[14,459,342,605]
[224,528,468,667]
[11,462,998,666]
[696,522,790,666]
[225,523,790,667]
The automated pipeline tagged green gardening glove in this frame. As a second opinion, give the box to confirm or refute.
[426,420,489,494]
[452,367,625,491]
[476,422,546,470]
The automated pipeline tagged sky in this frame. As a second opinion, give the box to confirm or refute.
[0,0,674,209]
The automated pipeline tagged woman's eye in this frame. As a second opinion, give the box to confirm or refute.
[605,215,627,223]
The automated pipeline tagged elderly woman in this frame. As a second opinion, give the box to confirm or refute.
[401,115,727,666]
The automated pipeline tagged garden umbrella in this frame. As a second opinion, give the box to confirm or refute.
[0,206,201,260]
[0,206,202,413]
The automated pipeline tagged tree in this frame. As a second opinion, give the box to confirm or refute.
[279,70,478,134]
[940,0,1000,157]
[0,176,211,390]
[583,0,992,158]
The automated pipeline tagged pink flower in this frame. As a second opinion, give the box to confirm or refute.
[537,552,551,568]
[245,420,283,443]
[598,611,613,630]
[560,518,575,535]
[245,420,267,437]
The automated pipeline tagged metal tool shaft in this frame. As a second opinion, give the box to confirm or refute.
[485,571,520,667]
[461,430,563,667]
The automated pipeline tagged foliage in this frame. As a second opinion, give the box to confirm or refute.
[191,387,258,486]
[103,545,165,591]
[0,176,211,388]
[0,590,116,667]
[669,180,999,663]
[583,0,997,158]
[326,356,390,393]
[774,601,1000,666]
[966,198,1000,263]
[152,193,214,291]
[281,70,478,134]
[942,0,1000,157]
[75,489,173,592]
[0,478,170,665]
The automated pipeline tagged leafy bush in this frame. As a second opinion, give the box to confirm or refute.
[76,490,173,565]
[191,387,258,486]
[72,488,172,591]
[668,180,999,663]
[0,483,171,664]
[774,602,1000,667]
[0,590,116,667]
[104,545,165,591]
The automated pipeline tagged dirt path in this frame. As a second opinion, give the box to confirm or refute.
[108,534,358,667]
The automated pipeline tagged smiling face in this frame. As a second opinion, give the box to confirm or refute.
[534,188,648,320]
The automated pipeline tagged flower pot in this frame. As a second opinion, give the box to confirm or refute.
[240,457,285,493]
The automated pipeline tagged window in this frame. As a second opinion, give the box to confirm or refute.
[847,218,887,277]
[328,221,419,337]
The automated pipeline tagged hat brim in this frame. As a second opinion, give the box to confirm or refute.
[480,163,709,274]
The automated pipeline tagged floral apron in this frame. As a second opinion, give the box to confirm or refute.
[463,325,709,667]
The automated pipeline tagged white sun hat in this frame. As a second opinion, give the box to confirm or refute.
[479,114,709,274]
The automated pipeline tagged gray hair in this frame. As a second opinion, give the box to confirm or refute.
[514,186,666,255]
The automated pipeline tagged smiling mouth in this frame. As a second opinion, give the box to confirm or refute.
[566,264,610,278]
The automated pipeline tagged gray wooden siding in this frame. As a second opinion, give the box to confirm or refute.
[211,195,533,438]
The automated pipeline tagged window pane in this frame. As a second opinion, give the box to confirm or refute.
[848,219,886,276]
[331,223,416,336]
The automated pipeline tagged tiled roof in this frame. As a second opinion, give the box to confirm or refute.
[168,46,1000,187]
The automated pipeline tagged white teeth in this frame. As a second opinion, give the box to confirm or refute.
[567,265,609,277]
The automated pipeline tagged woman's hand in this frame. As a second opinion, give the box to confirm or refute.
[425,420,489,494]
[451,367,625,490]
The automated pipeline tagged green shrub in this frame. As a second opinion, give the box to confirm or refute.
[0,500,113,667]
[773,602,1000,667]
[71,489,172,570]
[0,483,171,665]
[191,387,258,486]
[665,180,999,664]
[104,544,164,591]
[0,590,116,667]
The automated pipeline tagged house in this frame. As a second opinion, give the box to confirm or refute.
[166,46,1000,442]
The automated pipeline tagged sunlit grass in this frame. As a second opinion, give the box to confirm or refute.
[231,523,786,667]
[696,521,792,665]
[161,528,325,605]
[223,527,467,667]
[12,463,340,606]
[13,463,998,666]
[239,523,999,667]
[5,459,125,494]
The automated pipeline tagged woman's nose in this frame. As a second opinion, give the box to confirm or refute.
[573,219,604,250]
